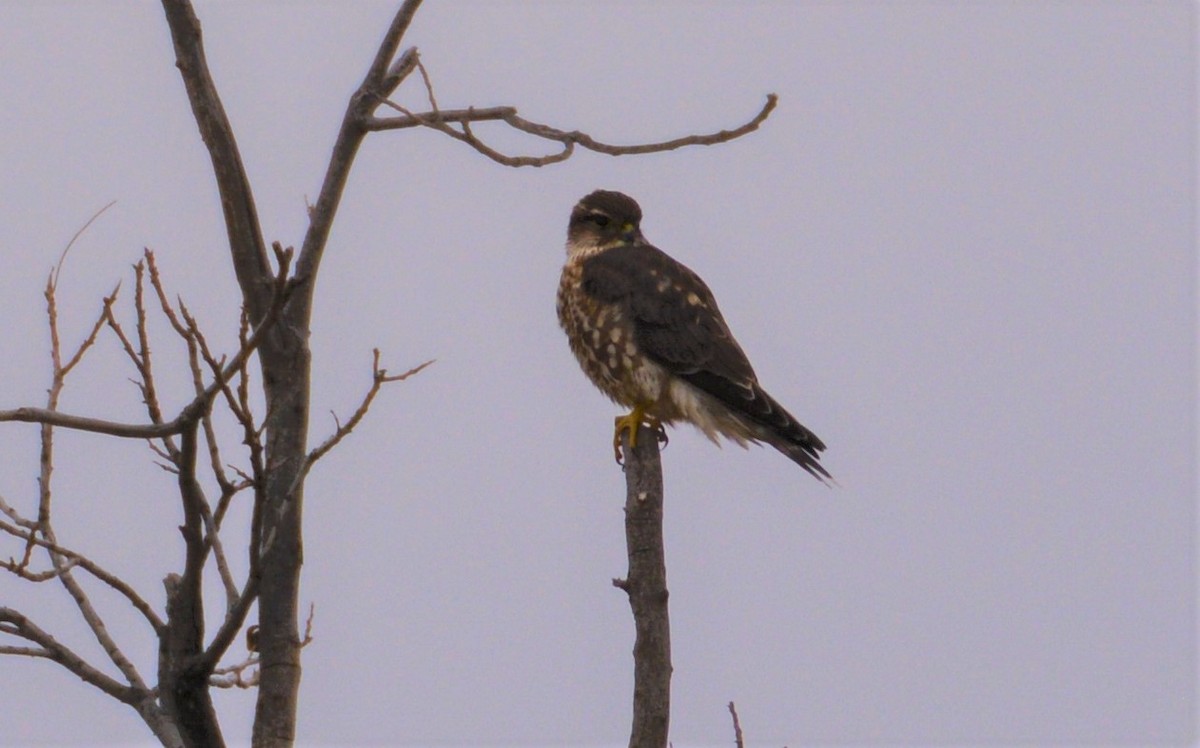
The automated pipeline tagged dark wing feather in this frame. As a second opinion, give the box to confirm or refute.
[581,243,829,481]
[581,244,753,383]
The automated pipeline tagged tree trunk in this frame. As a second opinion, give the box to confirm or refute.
[251,329,311,748]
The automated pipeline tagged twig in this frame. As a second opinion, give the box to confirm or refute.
[0,246,299,441]
[61,291,118,379]
[728,701,745,748]
[51,201,117,289]
[1,556,79,581]
[208,602,314,690]
[380,99,573,167]
[131,258,177,455]
[299,352,433,480]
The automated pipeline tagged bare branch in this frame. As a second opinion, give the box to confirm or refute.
[145,249,192,339]
[0,407,188,439]
[368,1,423,94]
[0,511,164,633]
[60,288,119,378]
[614,425,671,748]
[293,2,422,320]
[51,200,117,290]
[0,607,140,705]
[507,94,778,156]
[193,573,259,677]
[202,502,239,611]
[728,701,745,748]
[1,555,79,582]
[368,105,515,131]
[41,526,151,692]
[301,352,434,476]
[131,258,177,453]
[1,248,298,442]
[379,99,573,167]
[160,0,272,320]
[368,56,778,167]
[0,644,52,658]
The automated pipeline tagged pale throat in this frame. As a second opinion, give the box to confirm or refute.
[564,234,627,260]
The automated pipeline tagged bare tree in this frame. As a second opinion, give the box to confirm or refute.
[0,1,774,746]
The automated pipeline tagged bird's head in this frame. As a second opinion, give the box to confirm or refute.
[566,189,644,257]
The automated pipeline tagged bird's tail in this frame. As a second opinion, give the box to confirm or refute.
[769,434,835,486]
[753,387,834,486]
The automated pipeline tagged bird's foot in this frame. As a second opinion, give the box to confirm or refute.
[613,407,667,463]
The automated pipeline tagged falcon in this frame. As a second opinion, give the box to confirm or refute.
[556,189,831,483]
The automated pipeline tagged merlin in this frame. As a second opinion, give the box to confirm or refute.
[557,189,831,483]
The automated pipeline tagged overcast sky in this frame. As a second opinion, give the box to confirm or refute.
[0,2,1195,746]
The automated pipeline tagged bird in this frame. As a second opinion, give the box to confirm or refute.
[556,189,832,483]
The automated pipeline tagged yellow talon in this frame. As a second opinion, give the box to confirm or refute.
[612,406,667,463]
[613,405,644,462]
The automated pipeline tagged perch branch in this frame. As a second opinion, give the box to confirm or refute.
[612,425,671,748]
[728,701,745,748]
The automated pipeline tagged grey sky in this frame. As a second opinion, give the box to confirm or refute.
[0,1,1195,746]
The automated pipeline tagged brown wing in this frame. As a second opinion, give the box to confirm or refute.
[581,244,830,480]
[580,244,825,449]
[580,243,753,383]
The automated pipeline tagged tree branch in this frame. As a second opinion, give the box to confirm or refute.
[0,607,140,706]
[728,701,745,748]
[160,0,272,322]
[299,352,434,483]
[0,247,297,442]
[368,55,778,167]
[292,2,423,320]
[0,506,164,634]
[612,425,671,748]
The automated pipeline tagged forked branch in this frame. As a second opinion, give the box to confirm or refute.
[0,246,299,441]
[372,54,777,168]
[299,351,434,482]
[0,607,140,705]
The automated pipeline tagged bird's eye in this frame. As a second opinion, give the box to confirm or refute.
[588,214,610,227]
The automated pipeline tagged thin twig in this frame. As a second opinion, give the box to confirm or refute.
[61,290,119,378]
[728,701,745,748]
[134,258,180,461]
[300,352,433,479]
[51,201,117,290]
[1,247,299,441]
[1,556,79,581]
